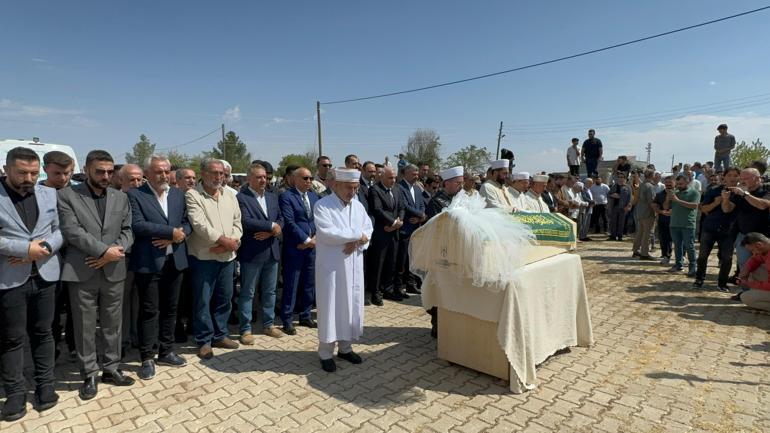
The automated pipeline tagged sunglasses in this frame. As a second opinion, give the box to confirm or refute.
[320,164,332,168]
[301,176,312,181]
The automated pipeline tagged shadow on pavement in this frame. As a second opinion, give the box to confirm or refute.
[201,325,511,408]
[646,371,770,386]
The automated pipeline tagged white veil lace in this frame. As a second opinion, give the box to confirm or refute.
[409,192,536,290]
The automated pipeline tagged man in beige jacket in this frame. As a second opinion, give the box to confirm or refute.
[186,158,243,359]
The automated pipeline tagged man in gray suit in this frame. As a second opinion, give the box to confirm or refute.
[0,147,64,421]
[58,150,135,401]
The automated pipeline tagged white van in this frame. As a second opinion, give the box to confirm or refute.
[0,138,81,181]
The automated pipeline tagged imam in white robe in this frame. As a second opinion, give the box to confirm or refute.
[313,193,374,344]
[480,180,514,213]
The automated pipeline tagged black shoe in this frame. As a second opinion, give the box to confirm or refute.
[320,358,337,372]
[79,377,98,400]
[430,327,438,339]
[383,291,403,301]
[364,298,371,306]
[283,324,297,335]
[632,253,640,258]
[102,369,135,386]
[693,279,704,288]
[157,352,187,367]
[686,269,697,278]
[1,394,27,421]
[337,351,363,364]
[138,360,156,380]
[606,236,616,241]
[396,289,410,299]
[405,286,421,294]
[371,297,384,306]
[33,386,59,412]
[638,255,655,261]
[299,318,317,328]
[731,293,743,302]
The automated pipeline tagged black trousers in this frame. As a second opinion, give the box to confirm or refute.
[0,276,56,397]
[695,229,735,287]
[591,204,608,233]
[657,217,672,258]
[366,233,398,299]
[134,257,184,361]
[52,280,75,352]
[394,237,419,290]
[175,269,194,335]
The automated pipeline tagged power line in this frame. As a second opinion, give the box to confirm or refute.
[321,6,770,105]
[156,126,221,151]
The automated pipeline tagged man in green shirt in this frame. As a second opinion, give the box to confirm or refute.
[664,175,701,275]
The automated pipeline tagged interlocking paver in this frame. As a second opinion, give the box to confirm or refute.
[2,240,770,432]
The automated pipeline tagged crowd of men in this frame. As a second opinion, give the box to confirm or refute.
[0,145,471,421]
[4,120,770,422]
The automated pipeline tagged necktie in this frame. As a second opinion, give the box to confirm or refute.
[386,188,394,205]
[302,192,311,218]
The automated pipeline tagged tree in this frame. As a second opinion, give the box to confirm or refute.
[444,145,492,175]
[732,138,769,169]
[403,129,442,171]
[166,149,191,170]
[125,134,156,165]
[208,131,251,173]
[276,150,318,179]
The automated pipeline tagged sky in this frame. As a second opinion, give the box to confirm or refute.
[2,0,770,174]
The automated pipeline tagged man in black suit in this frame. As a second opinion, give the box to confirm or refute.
[395,164,426,297]
[127,155,191,380]
[366,166,405,305]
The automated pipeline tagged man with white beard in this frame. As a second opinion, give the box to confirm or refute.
[313,168,373,373]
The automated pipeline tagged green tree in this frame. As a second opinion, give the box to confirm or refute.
[166,149,191,169]
[444,145,492,175]
[403,129,442,171]
[125,134,156,165]
[732,138,769,169]
[276,151,318,179]
[208,131,251,173]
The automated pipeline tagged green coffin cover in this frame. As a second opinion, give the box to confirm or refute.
[512,212,575,247]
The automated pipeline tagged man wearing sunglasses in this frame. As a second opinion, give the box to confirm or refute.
[58,150,136,400]
[312,156,332,195]
[279,167,320,335]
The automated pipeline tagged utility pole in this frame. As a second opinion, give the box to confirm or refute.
[671,154,675,171]
[316,101,323,156]
[221,123,226,161]
[495,121,504,159]
[645,142,652,164]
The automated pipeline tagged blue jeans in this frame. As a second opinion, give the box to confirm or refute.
[586,158,599,177]
[670,226,697,270]
[238,257,279,332]
[714,153,730,172]
[189,257,235,347]
[735,232,752,271]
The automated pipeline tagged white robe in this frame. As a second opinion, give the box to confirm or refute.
[520,190,551,213]
[480,180,514,212]
[314,193,374,344]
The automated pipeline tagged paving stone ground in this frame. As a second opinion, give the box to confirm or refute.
[3,237,770,432]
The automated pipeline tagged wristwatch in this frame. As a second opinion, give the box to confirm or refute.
[40,241,53,254]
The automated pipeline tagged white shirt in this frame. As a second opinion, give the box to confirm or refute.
[249,186,268,216]
[567,146,580,165]
[520,190,550,213]
[590,183,611,205]
[148,183,173,255]
[480,180,514,212]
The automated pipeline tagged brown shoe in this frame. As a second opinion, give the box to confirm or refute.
[212,337,239,350]
[263,326,284,339]
[198,345,213,360]
[239,332,257,345]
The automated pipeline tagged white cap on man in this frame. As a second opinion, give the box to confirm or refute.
[439,166,464,180]
[512,172,530,180]
[334,168,360,182]
[532,174,549,183]
[490,159,509,170]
